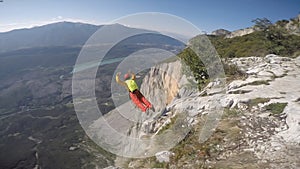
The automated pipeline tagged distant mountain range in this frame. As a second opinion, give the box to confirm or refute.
[0,21,185,80]
[0,22,102,53]
[0,22,188,53]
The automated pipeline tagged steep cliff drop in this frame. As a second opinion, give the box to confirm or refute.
[87,58,201,159]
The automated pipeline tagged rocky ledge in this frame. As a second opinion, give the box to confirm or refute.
[106,54,300,168]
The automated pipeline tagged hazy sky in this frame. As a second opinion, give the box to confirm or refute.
[0,0,299,33]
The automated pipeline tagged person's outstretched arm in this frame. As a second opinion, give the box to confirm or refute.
[116,72,129,90]
[128,70,136,80]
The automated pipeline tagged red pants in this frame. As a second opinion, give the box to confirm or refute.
[129,90,152,112]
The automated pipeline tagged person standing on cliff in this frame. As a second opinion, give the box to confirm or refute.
[116,71,154,113]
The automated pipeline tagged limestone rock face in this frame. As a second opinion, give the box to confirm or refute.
[211,29,231,36]
[225,27,255,38]
[285,14,300,35]
[96,54,300,168]
[225,14,300,39]
[145,54,300,168]
[140,60,182,113]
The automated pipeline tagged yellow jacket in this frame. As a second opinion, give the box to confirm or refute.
[116,72,138,92]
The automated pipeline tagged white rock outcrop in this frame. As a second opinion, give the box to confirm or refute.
[155,54,300,168]
[91,54,300,168]
[225,27,255,38]
[155,151,174,163]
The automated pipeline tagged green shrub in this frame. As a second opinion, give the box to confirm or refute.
[178,47,209,90]
[222,61,246,81]
[248,97,270,108]
[208,23,300,58]
[265,102,288,114]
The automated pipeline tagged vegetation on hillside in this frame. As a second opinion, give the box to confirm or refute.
[177,47,209,90]
[177,15,300,85]
[127,16,299,169]
[209,16,300,58]
[265,102,288,115]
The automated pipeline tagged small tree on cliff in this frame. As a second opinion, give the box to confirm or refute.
[252,17,272,31]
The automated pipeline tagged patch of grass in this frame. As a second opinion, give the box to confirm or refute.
[223,108,243,118]
[223,61,247,81]
[132,114,244,168]
[248,80,270,86]
[228,90,252,94]
[171,116,240,160]
[156,115,178,135]
[217,118,241,143]
[265,102,288,115]
[248,97,270,108]
[152,161,168,168]
[226,126,242,142]
[171,128,202,162]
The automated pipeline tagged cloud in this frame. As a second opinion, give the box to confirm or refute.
[51,16,64,21]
